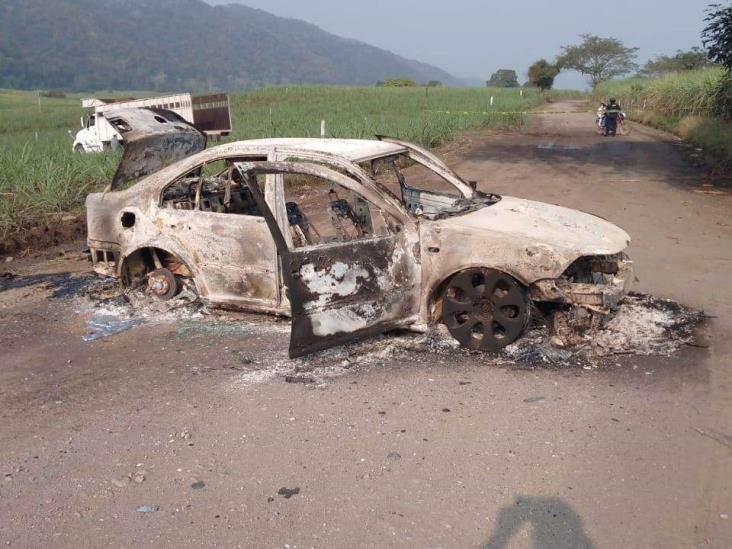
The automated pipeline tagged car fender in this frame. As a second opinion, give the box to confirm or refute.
[118,237,208,295]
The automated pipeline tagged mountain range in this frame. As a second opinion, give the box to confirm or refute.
[0,0,459,91]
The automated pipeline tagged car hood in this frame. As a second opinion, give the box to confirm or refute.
[435,196,630,256]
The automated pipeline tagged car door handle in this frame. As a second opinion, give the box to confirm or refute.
[428,247,440,253]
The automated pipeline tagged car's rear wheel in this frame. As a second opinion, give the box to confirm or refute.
[147,268,179,300]
[441,268,529,351]
[121,248,193,302]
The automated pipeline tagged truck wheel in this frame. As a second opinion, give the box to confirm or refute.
[441,268,529,351]
[74,144,85,154]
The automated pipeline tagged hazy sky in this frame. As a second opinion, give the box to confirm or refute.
[211,0,713,88]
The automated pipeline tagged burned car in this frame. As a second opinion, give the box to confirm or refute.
[86,109,632,357]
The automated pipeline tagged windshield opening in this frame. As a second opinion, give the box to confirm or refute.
[361,153,499,219]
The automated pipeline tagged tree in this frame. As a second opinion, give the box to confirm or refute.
[702,3,732,72]
[383,78,417,87]
[426,80,443,88]
[487,69,520,88]
[703,4,732,119]
[527,59,560,91]
[641,47,712,76]
[558,34,639,88]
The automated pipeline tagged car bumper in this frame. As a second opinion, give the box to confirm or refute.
[529,254,633,313]
[88,239,121,277]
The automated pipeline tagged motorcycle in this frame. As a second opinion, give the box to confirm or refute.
[596,112,631,136]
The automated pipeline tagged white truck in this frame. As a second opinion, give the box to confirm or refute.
[72,93,231,153]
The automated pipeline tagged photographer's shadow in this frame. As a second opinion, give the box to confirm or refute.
[483,496,595,549]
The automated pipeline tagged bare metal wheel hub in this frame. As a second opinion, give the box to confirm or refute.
[441,268,529,351]
[147,268,178,300]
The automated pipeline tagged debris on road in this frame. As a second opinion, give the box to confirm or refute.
[78,276,205,342]
[52,271,707,384]
[83,311,143,342]
[277,487,300,499]
[135,505,159,514]
[503,293,706,366]
[110,475,131,488]
[132,471,146,484]
[284,375,317,384]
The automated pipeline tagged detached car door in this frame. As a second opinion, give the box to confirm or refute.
[235,161,421,357]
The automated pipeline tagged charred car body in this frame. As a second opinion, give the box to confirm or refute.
[86,108,632,357]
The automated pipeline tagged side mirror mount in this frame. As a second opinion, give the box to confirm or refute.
[469,180,478,191]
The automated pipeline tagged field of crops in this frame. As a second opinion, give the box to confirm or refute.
[0,86,552,244]
[594,68,727,118]
[594,69,732,172]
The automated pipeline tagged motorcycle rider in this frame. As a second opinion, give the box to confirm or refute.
[603,98,623,136]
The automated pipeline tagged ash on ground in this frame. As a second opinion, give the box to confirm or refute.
[74,277,707,383]
[498,293,707,368]
[76,276,206,341]
[274,292,707,381]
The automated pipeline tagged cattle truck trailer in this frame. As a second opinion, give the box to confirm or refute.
[72,93,231,153]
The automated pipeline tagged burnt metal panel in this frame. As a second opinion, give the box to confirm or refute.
[236,161,421,358]
[108,108,206,190]
[284,237,418,357]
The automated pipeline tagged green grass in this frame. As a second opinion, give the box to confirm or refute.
[0,86,548,244]
[594,69,724,117]
[228,86,545,144]
[594,70,732,171]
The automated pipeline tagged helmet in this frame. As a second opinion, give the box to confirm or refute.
[609,97,616,103]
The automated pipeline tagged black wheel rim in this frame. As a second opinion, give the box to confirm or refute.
[441,268,527,351]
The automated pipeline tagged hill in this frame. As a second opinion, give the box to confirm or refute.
[0,0,458,91]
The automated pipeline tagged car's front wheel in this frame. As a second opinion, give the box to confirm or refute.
[441,268,530,351]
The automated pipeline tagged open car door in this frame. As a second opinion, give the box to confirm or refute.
[234,161,421,358]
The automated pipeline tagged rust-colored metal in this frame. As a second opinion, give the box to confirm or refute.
[147,268,178,300]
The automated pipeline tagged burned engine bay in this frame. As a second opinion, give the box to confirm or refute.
[530,253,634,346]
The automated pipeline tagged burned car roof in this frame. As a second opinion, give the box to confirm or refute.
[227,138,407,162]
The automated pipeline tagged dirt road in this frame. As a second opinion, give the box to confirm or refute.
[1,101,731,548]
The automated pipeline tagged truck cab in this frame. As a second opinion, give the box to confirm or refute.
[73,113,102,153]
